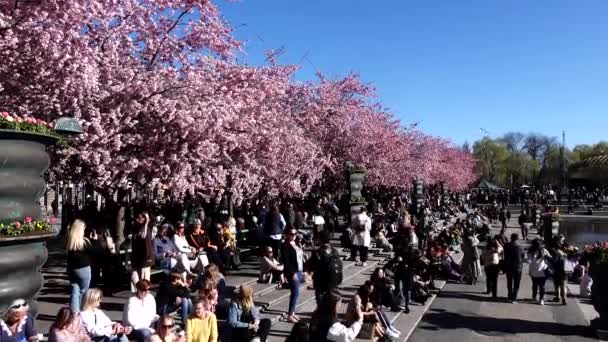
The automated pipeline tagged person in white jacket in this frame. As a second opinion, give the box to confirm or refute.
[80,288,131,342]
[123,280,157,341]
[527,238,551,305]
[350,207,372,266]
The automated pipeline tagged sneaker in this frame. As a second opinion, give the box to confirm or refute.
[361,262,367,267]
[251,338,261,342]
[511,300,517,304]
[562,300,567,305]
[386,329,400,339]
[540,300,545,305]
[403,307,410,314]
[389,327,402,336]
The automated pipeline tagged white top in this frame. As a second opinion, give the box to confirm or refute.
[527,248,551,278]
[352,213,371,247]
[123,294,157,332]
[326,321,362,342]
[172,234,192,254]
[79,309,114,337]
[580,274,593,297]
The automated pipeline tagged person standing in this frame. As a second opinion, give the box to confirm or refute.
[482,238,502,299]
[518,209,529,240]
[499,207,507,235]
[527,239,551,305]
[263,205,286,259]
[461,229,482,285]
[350,207,371,266]
[280,227,305,323]
[130,212,154,293]
[306,230,343,304]
[66,219,96,312]
[503,233,523,303]
[550,241,568,305]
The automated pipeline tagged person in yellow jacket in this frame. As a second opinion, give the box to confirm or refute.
[186,297,217,342]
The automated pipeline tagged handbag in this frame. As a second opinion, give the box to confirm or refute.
[313,215,325,225]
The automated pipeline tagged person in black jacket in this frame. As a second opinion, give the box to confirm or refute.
[280,227,304,323]
[130,211,154,293]
[305,230,342,305]
[503,233,523,303]
[264,205,286,259]
[156,272,192,324]
[66,219,97,312]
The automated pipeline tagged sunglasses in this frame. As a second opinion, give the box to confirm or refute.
[10,303,26,309]
[161,324,174,328]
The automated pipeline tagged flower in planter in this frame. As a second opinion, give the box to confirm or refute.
[14,222,21,230]
[24,217,32,223]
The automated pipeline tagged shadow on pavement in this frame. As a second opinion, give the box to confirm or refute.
[418,312,595,338]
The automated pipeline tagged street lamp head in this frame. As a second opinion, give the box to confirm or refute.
[54,117,82,135]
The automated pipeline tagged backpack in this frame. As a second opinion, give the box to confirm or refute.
[286,321,311,342]
[318,246,343,286]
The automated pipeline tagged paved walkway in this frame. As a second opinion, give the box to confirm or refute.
[409,218,600,342]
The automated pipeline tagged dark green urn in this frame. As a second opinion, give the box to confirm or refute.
[0,129,58,315]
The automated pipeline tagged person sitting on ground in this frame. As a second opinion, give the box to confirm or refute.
[48,307,90,342]
[228,285,272,342]
[148,315,184,342]
[309,293,362,342]
[156,273,193,325]
[80,289,131,342]
[345,282,395,340]
[123,280,157,341]
[370,268,397,311]
[153,224,191,278]
[186,298,218,342]
[259,246,285,285]
[173,222,206,276]
[187,220,222,272]
[1,299,39,342]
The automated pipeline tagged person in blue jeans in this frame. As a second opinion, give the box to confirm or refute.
[66,219,96,312]
[280,227,304,323]
[155,273,193,325]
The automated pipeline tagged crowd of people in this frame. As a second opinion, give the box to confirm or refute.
[3,186,605,342]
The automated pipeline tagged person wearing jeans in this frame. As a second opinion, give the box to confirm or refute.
[156,273,193,325]
[550,243,568,305]
[66,219,95,312]
[229,285,272,342]
[280,227,304,323]
[527,238,551,305]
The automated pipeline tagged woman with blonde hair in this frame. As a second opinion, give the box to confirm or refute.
[0,299,38,342]
[228,285,271,342]
[79,289,131,342]
[66,219,97,312]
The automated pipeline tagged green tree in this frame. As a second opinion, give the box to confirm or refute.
[473,138,510,184]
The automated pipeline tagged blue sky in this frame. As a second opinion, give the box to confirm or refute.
[218,1,608,148]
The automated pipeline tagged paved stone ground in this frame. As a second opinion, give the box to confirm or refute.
[409,215,601,342]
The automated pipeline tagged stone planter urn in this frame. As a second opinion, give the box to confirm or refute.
[0,128,59,314]
[346,163,367,221]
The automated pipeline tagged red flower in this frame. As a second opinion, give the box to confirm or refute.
[24,217,32,223]
[14,222,21,229]
[48,217,57,224]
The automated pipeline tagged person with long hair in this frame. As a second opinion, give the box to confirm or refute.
[309,293,362,342]
[280,227,304,323]
[527,238,551,305]
[80,289,131,342]
[130,212,154,293]
[186,298,217,342]
[0,299,38,342]
[66,219,97,312]
[228,285,271,342]
[156,273,193,325]
[48,307,90,342]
